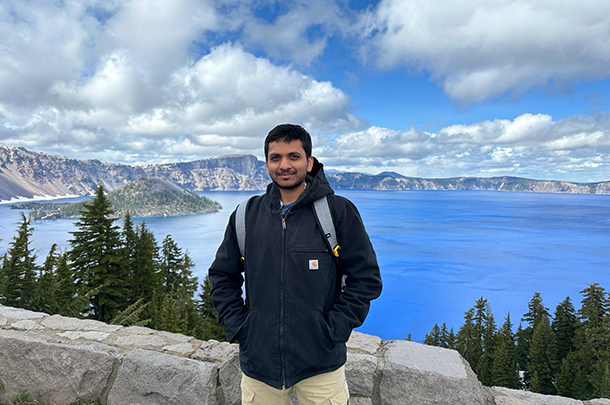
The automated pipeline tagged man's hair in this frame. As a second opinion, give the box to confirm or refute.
[264,124,312,160]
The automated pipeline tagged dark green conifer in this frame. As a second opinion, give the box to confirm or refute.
[519,292,551,388]
[457,307,479,370]
[197,275,226,341]
[133,222,163,300]
[528,316,558,395]
[424,324,442,346]
[33,243,60,314]
[161,235,183,292]
[160,292,181,333]
[68,184,128,321]
[1,213,38,310]
[552,297,578,363]
[492,313,520,389]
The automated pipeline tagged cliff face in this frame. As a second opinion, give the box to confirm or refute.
[2,145,610,202]
[1,304,608,405]
[0,146,268,201]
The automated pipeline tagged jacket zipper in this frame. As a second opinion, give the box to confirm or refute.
[280,209,287,387]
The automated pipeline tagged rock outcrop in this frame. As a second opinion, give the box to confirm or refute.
[0,304,607,405]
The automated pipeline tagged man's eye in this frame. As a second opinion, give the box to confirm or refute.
[290,155,299,159]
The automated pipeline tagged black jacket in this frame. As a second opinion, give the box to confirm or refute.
[209,158,382,389]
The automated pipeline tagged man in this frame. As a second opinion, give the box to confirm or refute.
[209,124,382,405]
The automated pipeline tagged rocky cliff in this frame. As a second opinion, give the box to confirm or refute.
[1,145,610,202]
[0,146,268,202]
[1,304,608,405]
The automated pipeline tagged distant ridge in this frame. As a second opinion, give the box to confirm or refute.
[1,145,609,201]
[10,177,222,220]
[0,145,267,202]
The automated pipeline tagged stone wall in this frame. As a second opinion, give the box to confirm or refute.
[1,304,608,405]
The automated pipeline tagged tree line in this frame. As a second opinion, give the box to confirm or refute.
[0,185,225,341]
[423,285,610,400]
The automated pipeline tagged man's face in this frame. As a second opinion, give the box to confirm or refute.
[266,139,314,190]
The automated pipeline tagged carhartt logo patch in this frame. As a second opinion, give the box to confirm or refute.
[309,260,319,270]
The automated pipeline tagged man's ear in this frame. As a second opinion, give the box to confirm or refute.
[307,156,314,172]
[265,161,270,175]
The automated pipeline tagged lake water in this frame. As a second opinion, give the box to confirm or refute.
[1,190,609,342]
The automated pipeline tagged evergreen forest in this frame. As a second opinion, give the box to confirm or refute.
[423,286,610,400]
[0,184,225,342]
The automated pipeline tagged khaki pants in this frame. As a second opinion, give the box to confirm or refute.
[241,366,349,405]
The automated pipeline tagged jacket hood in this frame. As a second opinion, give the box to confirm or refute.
[265,157,334,209]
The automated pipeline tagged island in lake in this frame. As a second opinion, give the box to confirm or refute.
[10,177,222,220]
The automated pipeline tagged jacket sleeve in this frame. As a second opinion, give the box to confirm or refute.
[208,210,248,343]
[324,197,382,344]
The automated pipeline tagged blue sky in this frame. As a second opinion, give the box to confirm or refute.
[1,0,609,182]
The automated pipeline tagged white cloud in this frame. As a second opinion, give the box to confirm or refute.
[315,113,610,182]
[358,0,610,103]
[242,0,346,66]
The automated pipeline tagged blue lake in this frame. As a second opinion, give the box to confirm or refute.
[1,190,609,342]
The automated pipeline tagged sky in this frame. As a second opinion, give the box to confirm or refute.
[1,0,610,182]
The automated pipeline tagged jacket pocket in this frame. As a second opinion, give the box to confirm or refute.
[234,311,252,344]
[315,309,334,346]
[293,247,329,254]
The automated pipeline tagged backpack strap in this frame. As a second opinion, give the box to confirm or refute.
[313,196,340,258]
[235,196,256,261]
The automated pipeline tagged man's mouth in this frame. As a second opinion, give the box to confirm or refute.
[277,171,295,179]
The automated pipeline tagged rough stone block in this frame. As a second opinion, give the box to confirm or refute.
[162,342,195,355]
[193,339,239,365]
[489,387,584,404]
[10,319,44,330]
[0,306,48,320]
[58,331,111,341]
[156,330,193,342]
[350,396,373,405]
[112,333,168,348]
[347,331,382,355]
[0,329,121,405]
[379,340,493,405]
[345,352,378,397]
[107,348,218,405]
[41,314,122,332]
[219,350,242,405]
[586,400,610,405]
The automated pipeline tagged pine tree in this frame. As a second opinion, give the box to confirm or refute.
[457,307,479,370]
[197,275,226,341]
[33,243,60,314]
[568,283,610,399]
[161,235,183,292]
[528,316,559,395]
[160,292,181,333]
[54,251,84,317]
[475,297,496,386]
[519,292,551,388]
[121,211,137,304]
[174,250,199,335]
[0,213,38,310]
[552,297,578,363]
[579,283,609,328]
[132,221,163,305]
[424,324,442,346]
[492,313,520,389]
[68,184,128,321]
[447,327,457,349]
[440,323,450,348]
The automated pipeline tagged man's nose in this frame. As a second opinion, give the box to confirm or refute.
[279,157,292,170]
